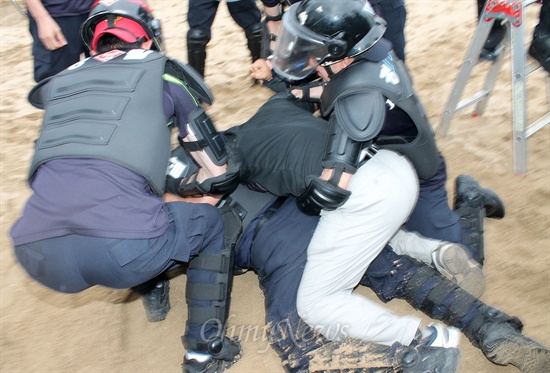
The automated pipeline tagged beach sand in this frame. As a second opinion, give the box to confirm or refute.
[1,1,548,372]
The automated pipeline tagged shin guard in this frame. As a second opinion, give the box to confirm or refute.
[402,260,522,336]
[401,260,550,372]
[183,206,241,361]
[187,28,210,77]
[453,176,488,265]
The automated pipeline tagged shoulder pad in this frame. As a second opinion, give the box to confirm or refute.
[333,90,386,142]
[165,59,213,105]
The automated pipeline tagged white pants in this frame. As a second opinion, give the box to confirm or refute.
[389,229,442,264]
[296,150,421,346]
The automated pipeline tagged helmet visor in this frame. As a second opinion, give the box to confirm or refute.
[270,6,333,80]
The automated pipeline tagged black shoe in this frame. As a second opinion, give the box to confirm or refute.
[480,22,506,62]
[479,322,550,373]
[454,175,505,219]
[182,338,241,373]
[529,30,550,73]
[398,345,461,373]
[182,357,235,373]
[133,278,170,323]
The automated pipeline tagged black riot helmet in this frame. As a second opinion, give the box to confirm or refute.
[81,0,164,52]
[271,0,386,80]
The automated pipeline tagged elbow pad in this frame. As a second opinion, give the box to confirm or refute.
[177,155,241,198]
[296,177,351,216]
[165,146,240,197]
[181,107,226,166]
[179,169,240,197]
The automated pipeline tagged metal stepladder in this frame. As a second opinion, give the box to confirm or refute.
[437,0,549,174]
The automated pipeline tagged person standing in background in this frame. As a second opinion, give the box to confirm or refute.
[24,0,94,82]
[186,0,263,77]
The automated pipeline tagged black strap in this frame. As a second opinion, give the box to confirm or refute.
[252,196,287,240]
[179,138,207,152]
[265,12,283,22]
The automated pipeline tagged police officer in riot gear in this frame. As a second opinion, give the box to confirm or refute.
[165,115,550,372]
[186,0,263,77]
[270,0,504,266]
[11,1,240,372]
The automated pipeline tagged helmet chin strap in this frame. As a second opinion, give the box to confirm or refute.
[323,65,336,79]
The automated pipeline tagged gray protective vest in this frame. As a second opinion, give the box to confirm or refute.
[28,49,170,195]
[320,52,440,180]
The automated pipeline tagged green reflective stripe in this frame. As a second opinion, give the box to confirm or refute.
[166,120,173,127]
[162,73,199,106]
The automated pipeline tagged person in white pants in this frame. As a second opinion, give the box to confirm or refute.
[297,150,432,345]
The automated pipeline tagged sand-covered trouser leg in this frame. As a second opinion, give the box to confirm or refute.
[307,338,460,373]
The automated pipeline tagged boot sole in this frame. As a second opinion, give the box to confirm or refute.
[434,244,486,298]
[482,333,550,373]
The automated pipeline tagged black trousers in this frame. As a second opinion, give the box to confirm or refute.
[187,0,261,35]
[28,13,89,82]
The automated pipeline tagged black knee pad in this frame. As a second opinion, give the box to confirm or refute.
[187,28,210,46]
[187,28,210,76]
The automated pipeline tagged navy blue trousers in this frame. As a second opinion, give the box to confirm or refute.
[187,0,261,35]
[404,156,466,252]
[237,169,467,369]
[15,202,224,342]
[29,14,89,82]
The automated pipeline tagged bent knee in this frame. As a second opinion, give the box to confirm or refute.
[296,293,325,330]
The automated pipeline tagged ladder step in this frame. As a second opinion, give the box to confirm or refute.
[526,60,541,75]
[526,113,550,138]
[455,90,491,113]
[437,0,547,174]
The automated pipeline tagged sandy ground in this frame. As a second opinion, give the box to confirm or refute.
[1,1,548,372]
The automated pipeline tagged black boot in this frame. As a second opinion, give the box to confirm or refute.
[187,28,210,77]
[182,337,241,373]
[477,0,507,61]
[132,275,170,323]
[455,174,505,219]
[475,318,550,372]
[528,0,550,73]
[397,344,460,373]
[403,260,550,373]
[453,174,505,265]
